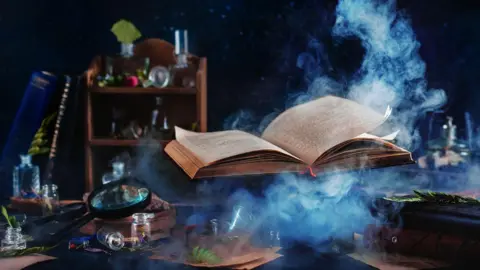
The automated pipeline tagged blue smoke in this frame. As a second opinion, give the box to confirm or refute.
[222,0,447,249]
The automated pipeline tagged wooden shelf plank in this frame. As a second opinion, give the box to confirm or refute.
[90,86,196,95]
[89,138,171,147]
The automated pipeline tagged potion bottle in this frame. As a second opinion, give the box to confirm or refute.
[12,154,40,198]
[131,213,154,248]
[102,161,125,185]
[1,227,26,251]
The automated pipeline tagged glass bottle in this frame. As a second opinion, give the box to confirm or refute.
[131,213,154,248]
[150,97,164,135]
[41,184,59,216]
[12,154,40,198]
[96,227,125,251]
[102,161,125,185]
[104,43,150,87]
[169,30,196,88]
[1,227,27,250]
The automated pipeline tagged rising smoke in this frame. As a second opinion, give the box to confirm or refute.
[222,0,447,248]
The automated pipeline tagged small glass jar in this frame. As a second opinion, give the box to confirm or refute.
[1,227,26,251]
[96,227,125,251]
[41,184,59,216]
[131,213,154,248]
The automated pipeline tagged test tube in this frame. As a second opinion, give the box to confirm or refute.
[174,30,189,68]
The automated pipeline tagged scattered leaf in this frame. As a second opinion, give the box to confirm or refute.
[0,245,56,258]
[187,246,221,265]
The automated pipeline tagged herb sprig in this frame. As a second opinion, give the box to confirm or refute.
[0,245,56,258]
[385,190,480,204]
[28,112,57,156]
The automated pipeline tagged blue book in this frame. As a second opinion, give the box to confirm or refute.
[1,72,58,196]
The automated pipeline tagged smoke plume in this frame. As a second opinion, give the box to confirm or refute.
[222,0,447,249]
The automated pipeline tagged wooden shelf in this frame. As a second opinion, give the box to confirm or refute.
[89,138,171,147]
[90,86,196,95]
[84,38,207,193]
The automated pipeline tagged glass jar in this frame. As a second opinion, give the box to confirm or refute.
[1,227,26,250]
[96,227,125,251]
[102,161,125,185]
[131,213,154,248]
[41,184,59,216]
[12,154,40,198]
[103,43,150,87]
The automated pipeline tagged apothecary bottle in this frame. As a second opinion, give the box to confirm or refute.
[102,161,125,185]
[12,154,40,198]
[104,43,150,87]
[131,213,154,248]
[1,227,26,250]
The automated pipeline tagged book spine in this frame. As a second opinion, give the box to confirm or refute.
[363,224,480,262]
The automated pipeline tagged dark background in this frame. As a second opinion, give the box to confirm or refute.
[0,0,479,198]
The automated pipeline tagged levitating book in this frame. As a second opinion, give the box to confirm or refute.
[165,95,414,179]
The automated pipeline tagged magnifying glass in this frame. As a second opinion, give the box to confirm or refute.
[42,178,151,245]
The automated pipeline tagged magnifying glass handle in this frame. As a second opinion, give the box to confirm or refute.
[49,212,95,245]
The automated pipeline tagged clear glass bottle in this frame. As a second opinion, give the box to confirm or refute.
[12,154,40,198]
[102,161,125,185]
[1,227,26,250]
[104,43,150,87]
[131,213,154,248]
[150,97,164,134]
[169,30,196,88]
[41,184,59,216]
[96,227,125,251]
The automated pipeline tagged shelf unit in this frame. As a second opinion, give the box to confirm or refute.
[84,38,207,192]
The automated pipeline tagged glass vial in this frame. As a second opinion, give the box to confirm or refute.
[131,213,154,248]
[1,227,26,251]
[169,30,196,88]
[13,154,40,198]
[96,227,125,251]
[41,184,59,216]
[102,161,125,185]
[104,43,150,87]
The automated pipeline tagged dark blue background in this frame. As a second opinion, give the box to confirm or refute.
[0,0,479,197]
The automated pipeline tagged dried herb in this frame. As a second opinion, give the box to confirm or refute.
[28,112,57,156]
[1,206,19,228]
[111,19,141,44]
[0,245,56,258]
[384,190,480,205]
[188,246,221,265]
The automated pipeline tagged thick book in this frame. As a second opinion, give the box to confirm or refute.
[165,95,414,179]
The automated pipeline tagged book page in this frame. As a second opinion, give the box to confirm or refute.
[261,95,388,165]
[175,127,302,165]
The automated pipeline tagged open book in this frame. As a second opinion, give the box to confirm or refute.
[164,95,414,179]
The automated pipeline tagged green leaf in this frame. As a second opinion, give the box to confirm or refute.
[188,246,221,265]
[111,19,142,44]
[9,216,18,228]
[1,206,11,227]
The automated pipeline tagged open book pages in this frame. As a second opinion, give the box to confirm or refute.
[164,95,414,179]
